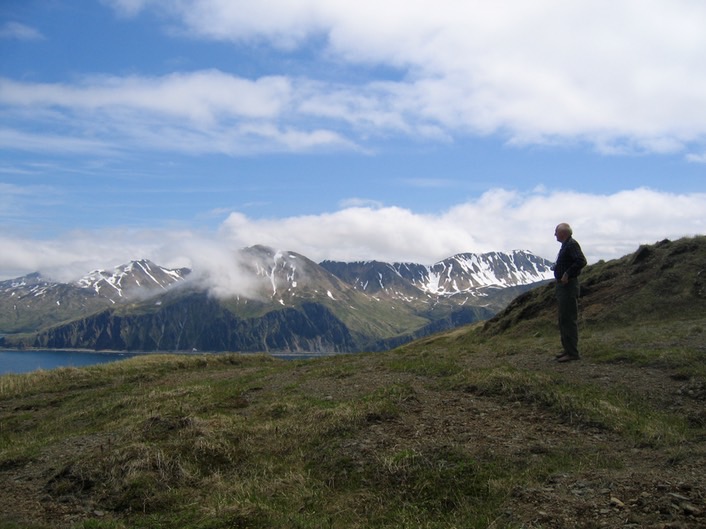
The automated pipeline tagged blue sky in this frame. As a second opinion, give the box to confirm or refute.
[1,0,705,281]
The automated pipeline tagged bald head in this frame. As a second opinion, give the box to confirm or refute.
[555,223,573,242]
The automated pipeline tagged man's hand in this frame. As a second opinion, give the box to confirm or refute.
[561,273,569,284]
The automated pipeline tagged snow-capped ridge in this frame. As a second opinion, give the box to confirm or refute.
[1,247,554,349]
[417,250,553,294]
[320,249,553,299]
[1,248,551,327]
[75,259,190,300]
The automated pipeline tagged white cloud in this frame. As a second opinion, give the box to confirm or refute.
[0,72,290,122]
[0,128,116,155]
[123,0,706,153]
[0,22,44,41]
[686,152,706,164]
[337,198,384,209]
[101,0,151,18]
[0,73,356,155]
[2,189,703,290]
[5,1,706,157]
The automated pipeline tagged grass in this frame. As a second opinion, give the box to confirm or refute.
[580,318,706,372]
[2,318,705,529]
[454,366,691,447]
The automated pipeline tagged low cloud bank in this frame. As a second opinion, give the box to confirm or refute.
[1,188,704,299]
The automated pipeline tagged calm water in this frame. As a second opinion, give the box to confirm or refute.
[0,350,139,375]
[0,349,341,375]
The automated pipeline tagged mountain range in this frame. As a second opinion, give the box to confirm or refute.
[0,246,553,352]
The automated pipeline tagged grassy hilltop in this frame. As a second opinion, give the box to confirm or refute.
[1,236,705,529]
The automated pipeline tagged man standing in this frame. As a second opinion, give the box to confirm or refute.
[553,223,587,362]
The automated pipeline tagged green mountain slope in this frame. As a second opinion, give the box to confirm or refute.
[480,236,706,350]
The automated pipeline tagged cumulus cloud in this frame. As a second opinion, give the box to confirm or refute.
[4,1,706,157]
[218,187,706,264]
[1,189,703,291]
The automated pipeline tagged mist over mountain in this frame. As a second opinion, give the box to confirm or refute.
[0,247,553,353]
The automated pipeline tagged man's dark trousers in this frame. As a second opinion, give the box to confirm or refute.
[556,278,580,358]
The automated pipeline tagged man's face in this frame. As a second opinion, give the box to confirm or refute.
[555,227,568,242]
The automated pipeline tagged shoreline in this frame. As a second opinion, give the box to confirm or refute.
[0,347,216,355]
[0,348,344,357]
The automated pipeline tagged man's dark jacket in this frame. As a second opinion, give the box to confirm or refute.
[554,237,587,280]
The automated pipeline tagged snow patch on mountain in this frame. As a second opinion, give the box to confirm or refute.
[321,250,553,300]
[75,259,190,300]
[412,250,554,295]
